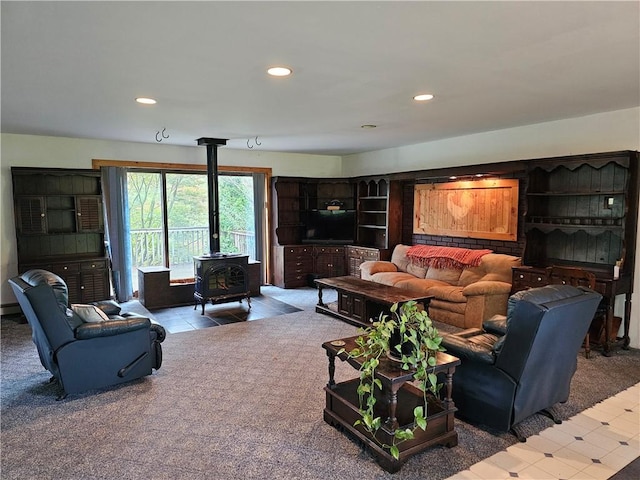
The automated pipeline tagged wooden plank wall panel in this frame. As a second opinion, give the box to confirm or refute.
[413,179,519,241]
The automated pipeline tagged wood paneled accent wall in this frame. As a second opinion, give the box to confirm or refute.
[402,170,527,257]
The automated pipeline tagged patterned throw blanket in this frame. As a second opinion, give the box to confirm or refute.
[406,245,492,269]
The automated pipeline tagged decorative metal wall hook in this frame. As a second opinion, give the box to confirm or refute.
[155,128,170,142]
[246,136,261,149]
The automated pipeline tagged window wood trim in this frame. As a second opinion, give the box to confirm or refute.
[92,158,271,176]
[92,158,272,283]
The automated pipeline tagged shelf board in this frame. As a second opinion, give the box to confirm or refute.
[525,223,623,234]
[359,196,388,200]
[358,224,386,230]
[527,191,624,196]
[360,210,386,214]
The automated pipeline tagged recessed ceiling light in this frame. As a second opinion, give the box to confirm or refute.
[136,97,157,105]
[361,124,377,129]
[267,66,292,77]
[413,94,434,102]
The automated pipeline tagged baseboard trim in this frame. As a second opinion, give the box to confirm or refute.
[1,303,22,317]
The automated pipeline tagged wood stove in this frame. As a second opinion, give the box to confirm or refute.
[194,138,250,314]
[194,254,250,315]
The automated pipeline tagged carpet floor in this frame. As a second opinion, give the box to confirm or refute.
[2,295,639,479]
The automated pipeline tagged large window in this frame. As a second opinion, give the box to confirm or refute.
[127,169,260,290]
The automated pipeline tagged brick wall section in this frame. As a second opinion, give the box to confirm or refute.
[401,172,527,257]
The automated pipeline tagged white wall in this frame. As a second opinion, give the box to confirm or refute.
[0,133,341,309]
[342,107,640,348]
[342,108,640,176]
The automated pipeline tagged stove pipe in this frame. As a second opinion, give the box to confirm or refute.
[197,137,228,256]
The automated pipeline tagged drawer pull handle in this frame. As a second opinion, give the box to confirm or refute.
[519,274,524,279]
[537,277,542,281]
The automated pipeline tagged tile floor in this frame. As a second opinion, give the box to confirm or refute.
[140,294,302,333]
[446,383,640,480]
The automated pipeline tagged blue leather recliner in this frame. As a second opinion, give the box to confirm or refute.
[8,269,166,398]
[441,284,602,439]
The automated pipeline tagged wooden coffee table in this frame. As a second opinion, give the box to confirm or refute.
[315,276,432,327]
[322,335,460,473]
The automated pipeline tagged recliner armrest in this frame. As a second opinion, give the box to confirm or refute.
[483,315,507,335]
[441,333,497,365]
[75,317,151,340]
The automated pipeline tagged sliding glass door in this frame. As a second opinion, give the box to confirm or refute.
[127,170,260,291]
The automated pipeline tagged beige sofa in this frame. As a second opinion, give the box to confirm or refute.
[359,244,521,329]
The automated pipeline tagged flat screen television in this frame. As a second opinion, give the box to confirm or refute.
[303,209,355,244]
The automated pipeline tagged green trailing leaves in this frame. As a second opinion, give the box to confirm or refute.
[345,301,445,459]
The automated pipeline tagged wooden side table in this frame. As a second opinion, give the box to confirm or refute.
[322,335,460,473]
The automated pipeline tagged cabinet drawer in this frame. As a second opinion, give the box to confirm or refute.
[512,269,548,292]
[346,246,380,260]
[314,246,345,255]
[80,260,107,271]
[284,246,312,256]
[284,257,313,268]
[284,274,308,287]
[49,263,81,274]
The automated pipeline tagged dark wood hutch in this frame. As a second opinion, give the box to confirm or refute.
[512,151,639,355]
[11,167,110,303]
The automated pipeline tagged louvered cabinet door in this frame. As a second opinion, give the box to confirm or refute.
[76,196,103,232]
[79,260,110,302]
[15,196,47,234]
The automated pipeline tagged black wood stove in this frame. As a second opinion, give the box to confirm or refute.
[193,138,250,315]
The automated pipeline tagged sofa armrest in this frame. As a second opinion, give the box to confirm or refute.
[441,334,496,364]
[359,260,398,279]
[483,315,507,335]
[462,280,512,297]
[75,317,151,340]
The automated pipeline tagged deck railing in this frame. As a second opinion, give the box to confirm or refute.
[130,227,255,268]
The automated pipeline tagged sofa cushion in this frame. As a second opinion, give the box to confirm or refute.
[406,261,428,278]
[394,278,449,295]
[427,285,466,303]
[457,266,484,287]
[426,267,462,284]
[370,271,416,287]
[391,244,411,272]
[457,253,521,286]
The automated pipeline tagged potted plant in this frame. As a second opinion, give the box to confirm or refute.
[342,300,444,460]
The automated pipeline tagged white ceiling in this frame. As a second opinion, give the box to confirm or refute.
[2,1,639,156]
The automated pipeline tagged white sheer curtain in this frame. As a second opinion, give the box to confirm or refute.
[101,166,133,302]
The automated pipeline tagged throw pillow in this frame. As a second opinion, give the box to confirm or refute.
[71,304,110,323]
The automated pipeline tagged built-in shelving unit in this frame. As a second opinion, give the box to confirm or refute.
[356,177,402,250]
